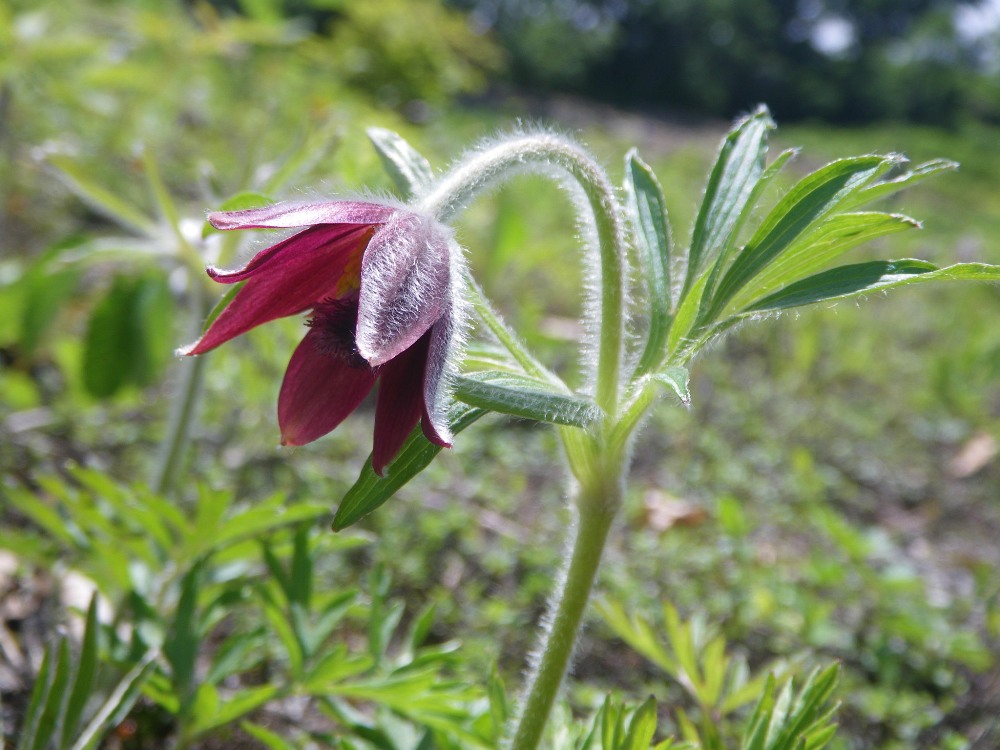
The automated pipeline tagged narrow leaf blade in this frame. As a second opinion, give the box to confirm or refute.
[651,366,691,406]
[743,260,1000,313]
[48,155,158,237]
[367,127,434,199]
[17,643,55,750]
[624,149,673,373]
[728,211,920,312]
[453,371,602,428]
[842,158,958,211]
[622,696,658,750]
[685,106,774,292]
[60,596,101,747]
[31,641,71,750]
[82,275,136,398]
[710,155,893,317]
[332,402,486,530]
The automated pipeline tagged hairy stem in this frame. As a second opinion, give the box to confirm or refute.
[506,482,618,750]
[420,133,627,418]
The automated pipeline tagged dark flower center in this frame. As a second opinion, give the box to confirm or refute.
[308,297,370,370]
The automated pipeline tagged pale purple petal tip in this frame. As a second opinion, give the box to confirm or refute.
[356,214,451,366]
[421,314,455,447]
[209,201,397,231]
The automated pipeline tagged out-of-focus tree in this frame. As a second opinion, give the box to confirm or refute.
[455,0,1000,125]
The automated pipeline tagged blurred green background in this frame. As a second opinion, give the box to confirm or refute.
[1,0,999,748]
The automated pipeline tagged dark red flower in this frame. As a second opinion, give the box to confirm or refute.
[181,200,457,474]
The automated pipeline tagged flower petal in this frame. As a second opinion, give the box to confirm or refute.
[181,224,372,355]
[371,331,431,475]
[206,223,372,284]
[278,327,376,446]
[356,213,450,367]
[208,201,397,231]
[420,309,455,447]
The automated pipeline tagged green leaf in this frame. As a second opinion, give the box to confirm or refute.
[332,402,486,530]
[142,149,184,242]
[675,708,700,746]
[205,629,268,685]
[18,237,83,357]
[624,149,673,374]
[842,158,958,211]
[192,685,279,735]
[73,649,157,750]
[802,724,838,750]
[18,268,80,356]
[369,580,404,662]
[303,647,373,692]
[728,212,920,313]
[60,596,101,748]
[289,526,313,610]
[367,127,434,198]
[308,590,358,653]
[48,154,158,237]
[596,600,678,677]
[39,641,72,750]
[765,679,794,750]
[261,597,304,678]
[164,563,203,701]
[701,635,727,708]
[684,106,774,294]
[3,485,79,550]
[696,146,800,314]
[743,260,1000,313]
[666,271,710,363]
[199,282,244,337]
[709,155,893,318]
[128,271,174,386]
[663,603,702,702]
[82,275,136,398]
[241,721,298,750]
[740,666,840,750]
[408,602,437,651]
[601,696,624,750]
[261,543,293,607]
[622,696,658,750]
[187,682,220,733]
[651,366,690,406]
[210,498,328,552]
[453,371,602,428]
[17,641,57,750]
[768,666,839,750]
[82,271,174,397]
[487,666,509,739]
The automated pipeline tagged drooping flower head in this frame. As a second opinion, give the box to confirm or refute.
[181,200,460,475]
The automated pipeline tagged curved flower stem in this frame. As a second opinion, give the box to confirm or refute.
[507,480,619,750]
[420,133,627,418]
